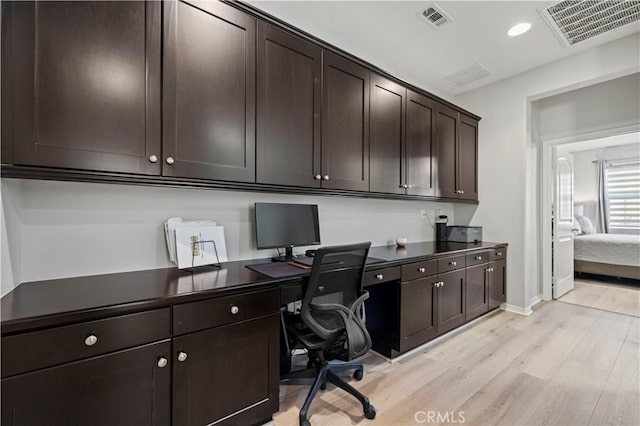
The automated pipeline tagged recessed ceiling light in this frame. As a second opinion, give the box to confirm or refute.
[508,22,531,37]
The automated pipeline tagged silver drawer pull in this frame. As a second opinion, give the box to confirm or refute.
[230,305,239,315]
[475,256,482,260]
[375,274,384,280]
[177,352,188,362]
[84,335,98,346]
[497,252,503,256]
[418,267,426,273]
[157,357,168,368]
[450,261,457,266]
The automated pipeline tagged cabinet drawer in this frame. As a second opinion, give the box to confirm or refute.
[466,251,489,267]
[1,308,170,378]
[490,247,507,261]
[364,267,401,287]
[402,259,437,282]
[173,288,279,336]
[437,254,466,273]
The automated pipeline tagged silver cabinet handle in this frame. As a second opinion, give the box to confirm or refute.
[440,281,444,287]
[485,268,491,273]
[148,155,158,163]
[375,274,384,281]
[475,256,482,260]
[418,267,426,273]
[84,335,98,346]
[157,357,168,368]
[166,157,175,165]
[450,261,457,266]
[323,175,330,181]
[460,190,464,194]
[314,174,322,180]
[177,352,188,362]
[230,305,239,315]
[497,252,503,256]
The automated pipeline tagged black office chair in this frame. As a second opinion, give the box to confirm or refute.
[282,242,376,426]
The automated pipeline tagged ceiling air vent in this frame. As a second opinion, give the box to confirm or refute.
[540,0,640,46]
[446,63,492,87]
[418,3,453,29]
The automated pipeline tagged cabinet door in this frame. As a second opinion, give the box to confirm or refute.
[437,269,466,334]
[406,91,436,196]
[322,52,370,191]
[465,263,489,321]
[2,1,161,174]
[435,103,459,199]
[1,341,171,426]
[400,277,437,352]
[257,23,321,187]
[163,0,255,182]
[458,114,479,201]
[370,74,405,194]
[173,314,279,426]
[489,260,507,309]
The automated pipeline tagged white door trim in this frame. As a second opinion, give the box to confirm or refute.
[539,124,640,301]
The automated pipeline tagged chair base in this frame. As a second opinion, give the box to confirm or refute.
[282,362,376,426]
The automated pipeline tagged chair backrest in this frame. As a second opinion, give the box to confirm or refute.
[300,242,372,360]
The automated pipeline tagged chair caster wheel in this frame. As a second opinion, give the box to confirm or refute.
[364,404,376,420]
[353,368,364,381]
[320,382,327,391]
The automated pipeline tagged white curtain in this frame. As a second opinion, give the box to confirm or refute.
[595,160,609,233]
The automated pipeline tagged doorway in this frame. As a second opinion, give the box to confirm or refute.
[541,132,640,301]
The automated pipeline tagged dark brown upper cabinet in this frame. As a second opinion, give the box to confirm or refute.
[162,0,256,182]
[458,114,479,200]
[405,91,436,197]
[1,1,161,174]
[369,74,406,195]
[435,103,479,201]
[321,52,370,192]
[256,23,321,188]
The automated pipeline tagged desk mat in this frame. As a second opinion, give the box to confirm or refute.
[246,256,386,279]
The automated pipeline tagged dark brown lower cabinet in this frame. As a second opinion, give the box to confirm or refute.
[400,276,437,352]
[173,314,280,426]
[489,260,507,309]
[465,263,489,321]
[1,341,171,426]
[437,269,466,334]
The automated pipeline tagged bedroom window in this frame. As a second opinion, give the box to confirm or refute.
[606,158,640,232]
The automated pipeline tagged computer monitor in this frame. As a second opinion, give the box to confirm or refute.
[255,202,321,261]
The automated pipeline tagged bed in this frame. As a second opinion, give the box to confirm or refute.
[574,233,640,280]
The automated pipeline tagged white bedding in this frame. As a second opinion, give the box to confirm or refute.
[574,233,640,267]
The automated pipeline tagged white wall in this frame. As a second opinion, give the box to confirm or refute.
[1,179,23,296]
[2,179,454,287]
[453,33,640,310]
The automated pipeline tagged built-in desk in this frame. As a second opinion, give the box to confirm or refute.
[1,241,507,426]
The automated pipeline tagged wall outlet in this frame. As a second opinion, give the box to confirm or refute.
[435,209,443,219]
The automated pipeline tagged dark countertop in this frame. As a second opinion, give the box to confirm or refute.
[1,241,506,334]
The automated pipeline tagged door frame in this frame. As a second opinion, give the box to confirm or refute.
[539,127,640,300]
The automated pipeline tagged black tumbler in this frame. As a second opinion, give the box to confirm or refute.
[436,223,448,242]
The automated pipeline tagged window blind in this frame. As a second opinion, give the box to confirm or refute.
[606,159,640,230]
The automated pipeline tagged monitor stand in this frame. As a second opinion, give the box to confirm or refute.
[272,246,295,262]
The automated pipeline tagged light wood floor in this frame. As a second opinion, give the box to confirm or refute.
[273,301,639,426]
[559,278,640,317]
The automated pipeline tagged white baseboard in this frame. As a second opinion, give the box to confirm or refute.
[529,295,543,307]
[503,303,533,316]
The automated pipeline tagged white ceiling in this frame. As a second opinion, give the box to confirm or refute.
[246,1,640,97]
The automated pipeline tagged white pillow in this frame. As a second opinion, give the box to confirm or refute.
[576,216,595,234]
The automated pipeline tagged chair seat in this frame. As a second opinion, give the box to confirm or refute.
[286,313,344,351]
